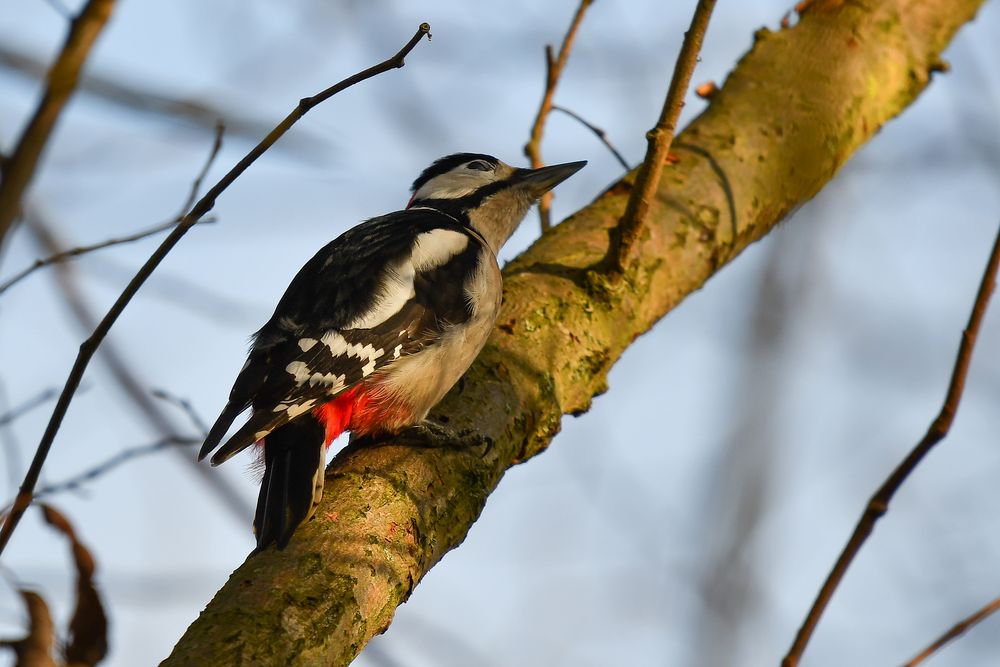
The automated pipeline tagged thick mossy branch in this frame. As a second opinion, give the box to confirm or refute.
[164,2,984,665]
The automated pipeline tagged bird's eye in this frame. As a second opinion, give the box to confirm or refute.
[466,160,493,171]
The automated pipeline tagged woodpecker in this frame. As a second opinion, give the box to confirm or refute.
[199,153,586,549]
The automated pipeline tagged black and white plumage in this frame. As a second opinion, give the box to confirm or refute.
[199,152,586,549]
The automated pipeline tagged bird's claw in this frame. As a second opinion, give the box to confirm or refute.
[400,421,493,456]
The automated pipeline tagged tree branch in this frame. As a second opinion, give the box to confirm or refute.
[23,209,254,523]
[781,221,1000,667]
[0,0,116,248]
[551,105,630,170]
[0,124,223,297]
[524,0,594,232]
[614,0,717,273]
[164,2,984,664]
[0,22,433,557]
[28,436,200,501]
[903,593,1000,667]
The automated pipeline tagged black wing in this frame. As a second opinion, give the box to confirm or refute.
[200,208,486,463]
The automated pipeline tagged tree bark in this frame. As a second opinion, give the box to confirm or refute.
[163,1,984,664]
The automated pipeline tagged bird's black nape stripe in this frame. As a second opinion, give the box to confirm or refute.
[410,153,500,193]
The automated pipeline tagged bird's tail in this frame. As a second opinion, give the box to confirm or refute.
[253,416,327,550]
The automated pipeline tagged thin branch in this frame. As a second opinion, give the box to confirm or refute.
[0,220,180,296]
[551,105,630,170]
[28,436,199,501]
[903,593,1000,667]
[0,23,432,557]
[24,209,254,522]
[152,389,210,436]
[613,0,717,274]
[0,0,116,248]
[0,389,58,428]
[0,124,223,297]
[523,0,594,233]
[782,222,1000,667]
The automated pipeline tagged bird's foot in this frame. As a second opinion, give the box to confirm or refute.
[399,420,493,456]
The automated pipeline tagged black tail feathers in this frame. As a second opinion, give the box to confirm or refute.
[253,416,327,550]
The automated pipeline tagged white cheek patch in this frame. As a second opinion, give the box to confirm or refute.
[412,171,492,201]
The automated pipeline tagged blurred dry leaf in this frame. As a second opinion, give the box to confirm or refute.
[0,590,58,667]
[40,505,108,667]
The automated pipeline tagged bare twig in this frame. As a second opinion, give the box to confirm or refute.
[0,389,58,428]
[0,220,179,295]
[0,23,433,556]
[782,223,1000,667]
[0,0,116,248]
[152,389,210,436]
[25,208,252,523]
[0,124,223,296]
[903,593,1000,666]
[29,436,199,501]
[523,0,594,232]
[551,105,630,170]
[614,0,717,274]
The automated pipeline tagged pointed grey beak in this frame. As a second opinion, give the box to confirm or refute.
[515,160,587,196]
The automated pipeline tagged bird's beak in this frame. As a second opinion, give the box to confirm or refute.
[514,160,587,197]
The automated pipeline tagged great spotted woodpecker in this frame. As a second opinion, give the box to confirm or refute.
[199,153,586,549]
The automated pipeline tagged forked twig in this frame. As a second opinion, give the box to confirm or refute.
[524,0,594,232]
[782,223,1000,667]
[0,23,433,556]
[614,0,717,274]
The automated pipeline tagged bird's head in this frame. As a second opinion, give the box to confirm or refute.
[407,153,586,252]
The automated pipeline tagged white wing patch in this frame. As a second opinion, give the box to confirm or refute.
[344,261,415,329]
[286,360,348,389]
[410,229,469,271]
[286,400,317,418]
[343,228,468,330]
[319,331,385,377]
[298,338,318,352]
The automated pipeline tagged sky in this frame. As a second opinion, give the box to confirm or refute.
[2,1,1000,665]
